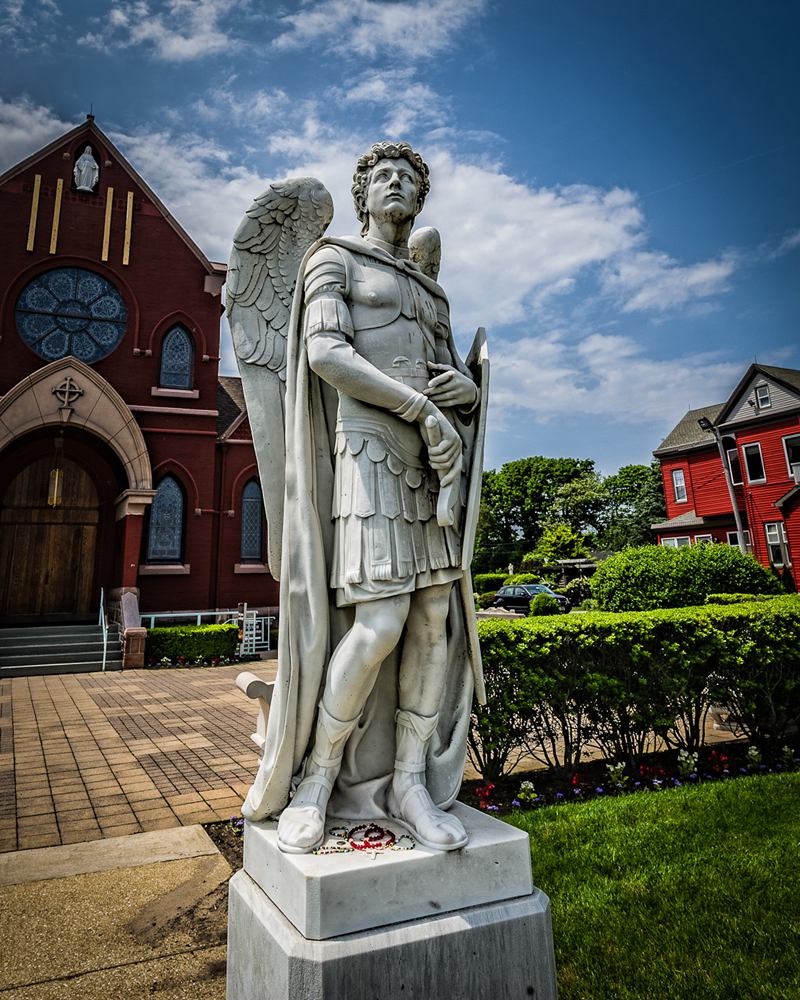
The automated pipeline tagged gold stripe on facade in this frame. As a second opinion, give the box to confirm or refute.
[101,186,114,261]
[26,174,41,252]
[122,191,133,265]
[48,178,63,255]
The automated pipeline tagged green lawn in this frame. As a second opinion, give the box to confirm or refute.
[506,773,800,1000]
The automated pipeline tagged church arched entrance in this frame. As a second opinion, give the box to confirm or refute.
[0,428,126,623]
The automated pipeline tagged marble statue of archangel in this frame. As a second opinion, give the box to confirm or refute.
[73,145,99,192]
[227,141,489,854]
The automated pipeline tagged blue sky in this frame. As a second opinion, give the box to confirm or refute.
[1,0,797,475]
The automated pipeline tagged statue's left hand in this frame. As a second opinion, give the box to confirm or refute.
[424,364,478,408]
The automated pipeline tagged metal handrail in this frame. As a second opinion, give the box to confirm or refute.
[98,587,108,672]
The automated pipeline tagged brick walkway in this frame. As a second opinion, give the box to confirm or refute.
[0,663,275,853]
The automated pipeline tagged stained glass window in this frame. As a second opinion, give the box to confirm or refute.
[159,326,194,389]
[15,267,127,364]
[241,479,263,561]
[146,476,184,562]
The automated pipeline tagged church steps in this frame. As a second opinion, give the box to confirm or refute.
[0,625,123,676]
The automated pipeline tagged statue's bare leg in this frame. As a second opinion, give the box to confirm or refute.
[277,593,410,853]
[388,581,468,851]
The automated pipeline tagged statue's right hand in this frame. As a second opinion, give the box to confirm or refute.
[423,410,461,485]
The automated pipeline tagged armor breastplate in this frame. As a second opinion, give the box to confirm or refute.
[346,252,439,391]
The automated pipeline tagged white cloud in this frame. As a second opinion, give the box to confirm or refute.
[490,330,743,425]
[274,0,487,60]
[79,0,246,61]
[0,0,61,52]
[601,249,737,314]
[0,96,73,171]
[338,70,449,135]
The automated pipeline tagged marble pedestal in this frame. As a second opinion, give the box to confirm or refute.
[226,803,558,1000]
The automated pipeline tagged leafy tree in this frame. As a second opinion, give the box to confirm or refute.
[472,456,596,572]
[535,523,590,563]
[596,462,666,551]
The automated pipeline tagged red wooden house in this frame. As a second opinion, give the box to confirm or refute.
[652,364,800,581]
[0,117,279,664]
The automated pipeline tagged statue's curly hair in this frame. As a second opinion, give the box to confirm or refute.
[351,141,430,236]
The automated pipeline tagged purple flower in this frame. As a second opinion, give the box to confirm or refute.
[633,781,641,788]
[573,787,582,796]
[739,767,748,775]
[652,778,662,787]
[689,772,697,780]
[555,792,565,801]
[486,804,499,812]
[673,779,682,787]
[722,769,730,776]
[595,787,605,795]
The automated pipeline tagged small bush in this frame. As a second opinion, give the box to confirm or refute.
[529,593,560,616]
[591,544,780,612]
[145,623,239,662]
[473,572,507,592]
[561,577,593,604]
[476,591,498,609]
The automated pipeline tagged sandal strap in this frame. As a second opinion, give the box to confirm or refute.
[298,771,334,794]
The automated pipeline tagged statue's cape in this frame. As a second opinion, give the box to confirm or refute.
[241,236,480,822]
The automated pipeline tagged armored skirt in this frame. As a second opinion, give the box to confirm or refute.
[330,419,463,607]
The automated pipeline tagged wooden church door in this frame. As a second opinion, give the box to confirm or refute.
[0,455,99,618]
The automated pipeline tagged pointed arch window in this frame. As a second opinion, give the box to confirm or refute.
[146,475,185,562]
[241,479,264,562]
[159,325,194,389]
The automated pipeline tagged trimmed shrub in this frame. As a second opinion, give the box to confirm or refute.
[591,544,780,612]
[504,573,541,586]
[476,591,498,609]
[473,573,507,592]
[561,577,593,604]
[529,593,560,616]
[470,596,800,780]
[705,593,770,605]
[145,623,239,662]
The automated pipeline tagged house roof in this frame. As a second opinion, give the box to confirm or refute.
[217,376,246,436]
[653,404,724,457]
[651,509,734,532]
[715,363,800,425]
[0,115,223,278]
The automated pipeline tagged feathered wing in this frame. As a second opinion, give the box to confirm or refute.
[227,177,333,579]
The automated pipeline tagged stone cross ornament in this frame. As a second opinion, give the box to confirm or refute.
[228,141,489,855]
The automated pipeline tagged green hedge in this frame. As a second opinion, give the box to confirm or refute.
[590,544,780,611]
[145,623,239,662]
[470,596,800,781]
[473,573,507,592]
[705,593,772,605]
[504,572,541,586]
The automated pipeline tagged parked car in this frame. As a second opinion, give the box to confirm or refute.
[491,584,570,614]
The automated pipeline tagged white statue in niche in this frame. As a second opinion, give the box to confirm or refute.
[227,141,488,854]
[73,145,99,192]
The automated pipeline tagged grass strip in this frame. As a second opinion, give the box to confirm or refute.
[506,773,800,1000]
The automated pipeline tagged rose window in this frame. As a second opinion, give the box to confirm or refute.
[15,267,127,364]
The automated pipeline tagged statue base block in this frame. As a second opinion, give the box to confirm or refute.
[227,868,557,1000]
[227,805,557,999]
[242,802,533,939]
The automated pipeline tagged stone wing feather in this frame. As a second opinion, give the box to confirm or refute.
[227,177,333,378]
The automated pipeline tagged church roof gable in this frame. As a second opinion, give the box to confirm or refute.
[0,116,224,278]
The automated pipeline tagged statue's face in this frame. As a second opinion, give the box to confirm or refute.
[365,157,419,225]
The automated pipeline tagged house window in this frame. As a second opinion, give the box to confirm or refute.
[755,384,771,409]
[722,436,742,485]
[726,530,751,550]
[765,522,790,567]
[783,434,800,484]
[661,536,691,548]
[694,534,713,544]
[240,479,264,562]
[146,475,185,562]
[159,325,194,389]
[672,469,687,503]
[742,443,766,484]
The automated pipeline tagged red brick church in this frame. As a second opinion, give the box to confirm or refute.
[0,116,279,663]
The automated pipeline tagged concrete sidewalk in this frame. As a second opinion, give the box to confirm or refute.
[0,663,275,852]
[0,825,230,999]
